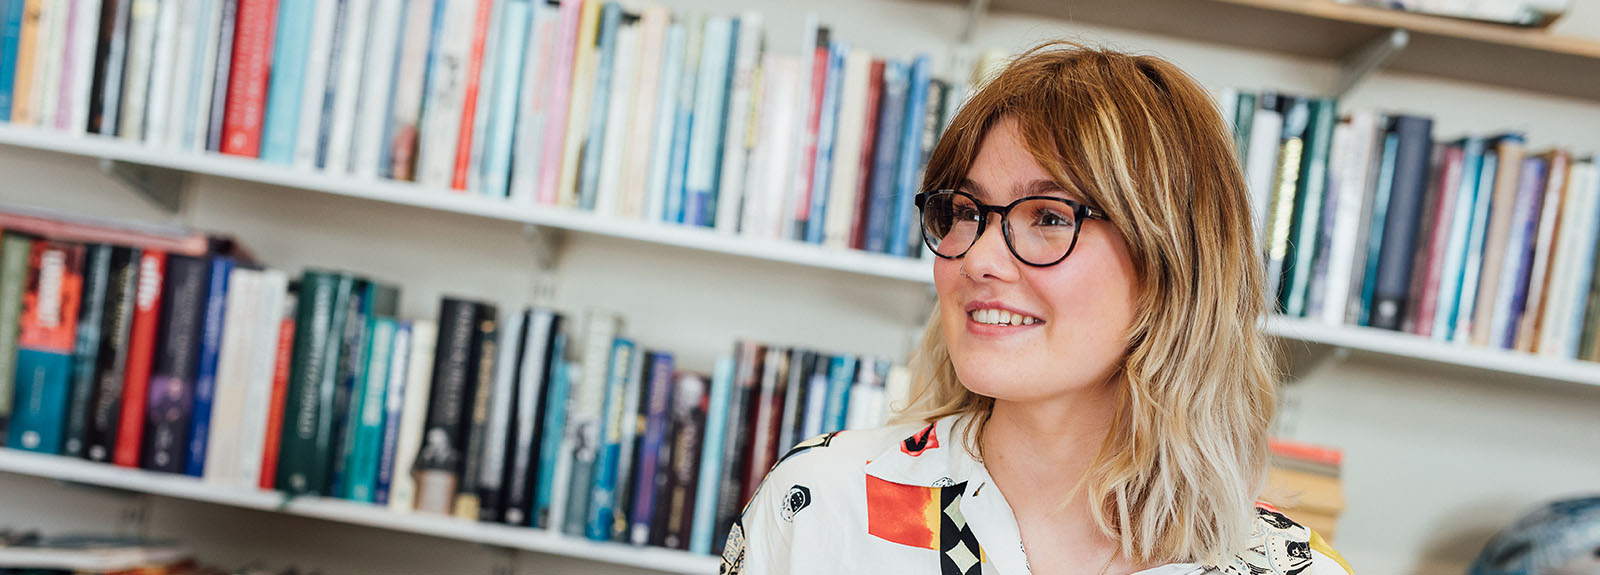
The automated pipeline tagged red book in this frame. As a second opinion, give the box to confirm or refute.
[792,32,831,229]
[849,59,886,250]
[113,251,165,468]
[450,0,494,192]
[259,315,294,490]
[1414,144,1465,336]
[220,0,280,157]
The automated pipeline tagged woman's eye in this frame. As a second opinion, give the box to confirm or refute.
[1035,211,1071,227]
[954,207,981,221]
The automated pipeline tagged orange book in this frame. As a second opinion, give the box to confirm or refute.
[449,0,494,191]
[9,0,41,123]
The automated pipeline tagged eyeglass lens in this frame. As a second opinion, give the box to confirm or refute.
[920,191,1080,265]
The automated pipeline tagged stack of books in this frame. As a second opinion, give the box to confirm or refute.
[0,0,992,259]
[0,207,908,556]
[1265,439,1345,539]
[1225,90,1600,360]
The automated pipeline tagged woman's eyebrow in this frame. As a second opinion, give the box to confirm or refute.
[959,178,990,200]
[1022,179,1073,198]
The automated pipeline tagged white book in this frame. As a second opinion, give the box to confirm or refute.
[236,269,286,489]
[142,0,181,146]
[1244,104,1284,253]
[1218,88,1239,134]
[508,3,560,203]
[742,55,801,240]
[822,50,872,249]
[617,5,668,220]
[1537,161,1585,356]
[31,2,67,127]
[593,24,639,218]
[187,0,223,152]
[293,0,341,170]
[202,268,260,487]
[63,0,104,134]
[388,319,437,513]
[118,0,161,141]
[477,308,523,507]
[712,12,762,234]
[416,0,479,188]
[162,0,203,149]
[387,0,437,179]
[782,14,820,241]
[1320,111,1378,326]
[325,0,374,175]
[353,0,405,179]
[543,363,579,531]
[1559,162,1600,358]
[1515,157,1569,352]
[465,0,505,194]
[640,22,685,222]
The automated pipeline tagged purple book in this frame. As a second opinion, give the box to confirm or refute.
[629,351,676,545]
[1496,156,1549,349]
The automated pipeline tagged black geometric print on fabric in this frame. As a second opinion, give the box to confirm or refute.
[720,520,746,575]
[781,485,812,521]
[776,431,841,466]
[904,423,937,455]
[1257,507,1298,530]
[938,482,982,575]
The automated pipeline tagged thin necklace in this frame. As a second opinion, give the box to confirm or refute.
[1096,548,1117,575]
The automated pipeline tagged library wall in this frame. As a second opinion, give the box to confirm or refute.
[3,1,1600,574]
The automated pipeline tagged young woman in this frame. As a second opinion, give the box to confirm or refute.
[719,43,1354,575]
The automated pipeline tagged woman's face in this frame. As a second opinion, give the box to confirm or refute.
[933,117,1139,404]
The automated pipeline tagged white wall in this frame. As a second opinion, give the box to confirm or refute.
[2,1,1600,574]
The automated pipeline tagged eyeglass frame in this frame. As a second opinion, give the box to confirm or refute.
[914,189,1111,267]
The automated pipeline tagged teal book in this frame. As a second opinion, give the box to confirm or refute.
[1282,97,1338,317]
[587,337,635,541]
[481,0,532,198]
[0,0,24,119]
[9,242,85,455]
[1433,137,1487,339]
[275,270,355,496]
[682,16,734,226]
[688,355,735,555]
[344,317,396,503]
[532,332,570,528]
[260,0,316,164]
[823,354,857,433]
[1358,130,1402,326]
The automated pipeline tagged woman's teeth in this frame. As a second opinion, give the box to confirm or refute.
[968,308,1039,326]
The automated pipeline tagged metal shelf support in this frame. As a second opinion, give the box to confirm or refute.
[99,158,187,213]
[1337,28,1410,97]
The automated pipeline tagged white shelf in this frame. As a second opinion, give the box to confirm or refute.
[1264,315,1600,387]
[0,449,720,575]
[0,125,933,286]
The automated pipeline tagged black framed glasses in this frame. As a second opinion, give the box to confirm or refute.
[915,189,1109,267]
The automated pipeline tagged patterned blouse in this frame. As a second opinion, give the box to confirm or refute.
[720,415,1354,575]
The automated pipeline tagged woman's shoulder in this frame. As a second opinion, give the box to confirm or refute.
[1219,504,1353,575]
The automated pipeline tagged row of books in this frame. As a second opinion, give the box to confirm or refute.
[0,206,908,557]
[0,531,200,575]
[0,0,987,259]
[1225,89,1600,360]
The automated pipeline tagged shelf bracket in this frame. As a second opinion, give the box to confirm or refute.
[962,0,989,44]
[99,158,188,213]
[523,224,565,305]
[1336,28,1409,98]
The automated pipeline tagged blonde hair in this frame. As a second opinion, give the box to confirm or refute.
[896,42,1277,566]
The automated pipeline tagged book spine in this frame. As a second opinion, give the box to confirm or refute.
[559,310,619,534]
[412,0,474,188]
[448,0,493,191]
[1488,157,1548,348]
[87,0,131,134]
[181,0,221,150]
[776,348,806,454]
[587,336,635,540]
[629,351,674,545]
[257,0,310,161]
[294,0,341,169]
[682,16,736,227]
[259,307,294,489]
[710,342,760,554]
[326,282,373,497]
[9,0,43,124]
[476,307,523,521]
[1469,135,1527,344]
[115,0,157,139]
[159,0,199,147]
[1283,98,1337,316]
[183,256,233,477]
[1413,143,1465,336]
[462,0,504,195]
[32,0,68,127]
[591,20,638,216]
[385,318,433,509]
[112,250,163,466]
[345,317,395,502]
[412,298,478,513]
[503,309,556,525]
[848,59,884,249]
[139,254,208,471]
[64,244,112,458]
[1454,149,1500,342]
[618,6,667,218]
[204,0,237,152]
[801,357,828,440]
[1515,152,1570,352]
[742,347,788,505]
[532,331,570,528]
[275,271,353,494]
[610,341,648,541]
[0,0,23,120]
[508,2,560,202]
[323,0,373,174]
[383,0,435,180]
[1369,115,1434,330]
[452,304,498,519]
[1264,97,1308,310]
[8,242,84,454]
[712,12,761,234]
[62,0,102,133]
[655,371,705,549]
[235,270,287,489]
[1435,138,1487,339]
[534,0,583,205]
[203,268,258,487]
[0,234,35,442]
[864,61,907,253]
[661,15,702,223]
[481,0,531,197]
[351,0,403,177]
[1561,164,1600,358]
[141,0,180,145]
[573,3,622,210]
[220,0,277,157]
[553,0,602,207]
[887,55,930,258]
[804,42,846,244]
[1539,160,1590,356]
[367,319,409,503]
[688,355,735,555]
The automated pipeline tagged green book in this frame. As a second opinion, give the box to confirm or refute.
[0,233,33,442]
[1283,97,1339,316]
[1233,92,1256,164]
[344,317,396,503]
[276,270,355,496]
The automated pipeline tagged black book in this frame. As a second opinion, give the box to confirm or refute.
[141,254,209,472]
[87,0,132,134]
[477,307,521,523]
[712,342,762,554]
[501,309,561,526]
[655,372,707,549]
[414,298,483,514]
[1370,115,1435,330]
[205,0,238,152]
[454,303,498,519]
[85,246,139,463]
[64,245,113,458]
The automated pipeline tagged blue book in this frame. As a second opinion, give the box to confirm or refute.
[864,61,908,253]
[1455,147,1501,342]
[587,337,635,541]
[1358,131,1401,326]
[1432,137,1486,339]
[482,0,532,197]
[0,0,24,120]
[688,355,735,555]
[1495,156,1549,349]
[629,351,675,545]
[260,0,316,164]
[683,17,735,227]
[532,332,570,528]
[644,23,686,220]
[804,41,848,245]
[9,350,72,453]
[577,3,623,210]
[888,55,931,258]
[664,16,704,224]
[822,355,857,433]
[183,257,233,478]
[345,317,396,503]
[373,321,411,505]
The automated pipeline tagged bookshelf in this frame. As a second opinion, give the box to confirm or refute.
[949,0,1600,100]
[0,448,721,575]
